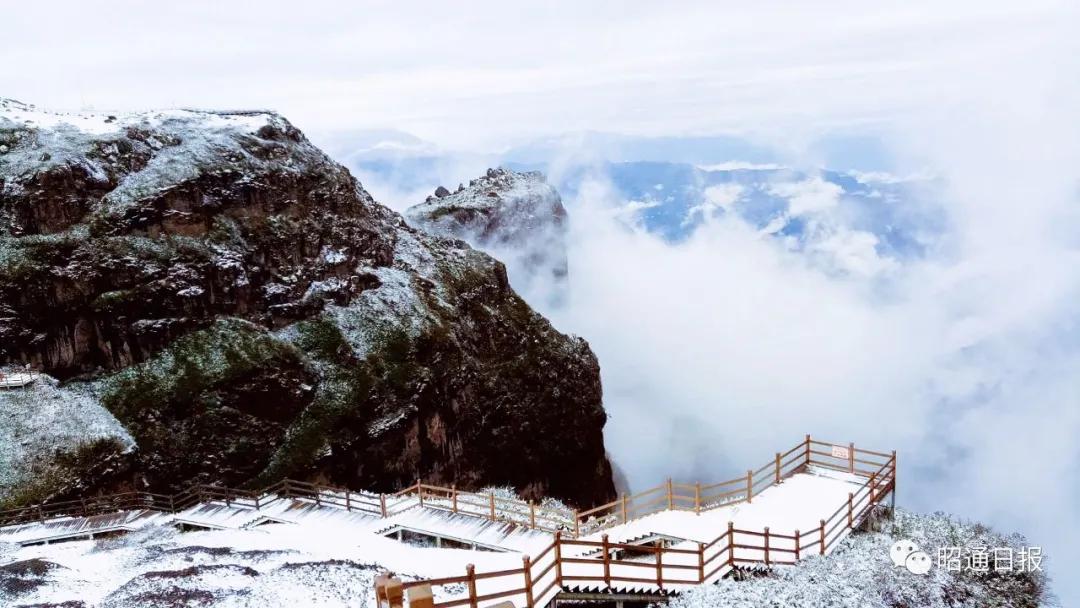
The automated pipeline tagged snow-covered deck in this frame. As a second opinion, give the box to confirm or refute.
[0,371,37,388]
[0,509,170,545]
[575,469,860,549]
[0,437,896,608]
[0,496,546,555]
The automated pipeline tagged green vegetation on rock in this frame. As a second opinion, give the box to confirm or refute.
[102,318,303,422]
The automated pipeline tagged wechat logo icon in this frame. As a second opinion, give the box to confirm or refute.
[891,539,932,575]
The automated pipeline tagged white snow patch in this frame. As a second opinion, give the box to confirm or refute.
[769,177,843,216]
[0,374,134,498]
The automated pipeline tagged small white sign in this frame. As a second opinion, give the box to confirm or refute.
[831,445,850,459]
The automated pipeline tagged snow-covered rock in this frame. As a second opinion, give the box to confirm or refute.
[670,509,1049,608]
[405,168,569,303]
[0,101,614,509]
[0,372,134,505]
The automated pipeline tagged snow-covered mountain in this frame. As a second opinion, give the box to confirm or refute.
[0,99,614,509]
[327,129,944,280]
[405,168,569,305]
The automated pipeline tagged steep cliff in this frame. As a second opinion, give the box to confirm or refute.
[405,168,568,303]
[0,99,614,508]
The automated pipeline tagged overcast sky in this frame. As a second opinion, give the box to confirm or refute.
[4,1,1075,151]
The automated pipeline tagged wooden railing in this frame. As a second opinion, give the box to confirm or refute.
[387,483,575,533]
[383,437,896,608]
[0,478,386,527]
[2,435,896,608]
[571,435,893,537]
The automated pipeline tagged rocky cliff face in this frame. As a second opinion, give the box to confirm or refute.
[0,99,614,508]
[405,168,569,304]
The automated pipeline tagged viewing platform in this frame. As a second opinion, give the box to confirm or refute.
[0,370,38,388]
[0,436,896,608]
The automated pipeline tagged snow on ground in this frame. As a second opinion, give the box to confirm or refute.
[0,98,312,222]
[0,98,126,135]
[669,509,1049,608]
[0,98,270,138]
[2,506,1042,608]
[0,516,522,607]
[0,469,888,606]
[576,470,862,548]
[0,373,134,499]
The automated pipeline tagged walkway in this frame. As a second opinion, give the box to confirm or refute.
[0,436,896,608]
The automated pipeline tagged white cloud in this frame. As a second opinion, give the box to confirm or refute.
[0,1,1072,150]
[769,177,844,216]
[684,183,744,225]
[526,153,1080,600]
[806,227,897,278]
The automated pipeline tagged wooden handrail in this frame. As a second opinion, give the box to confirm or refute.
[395,446,895,608]
[5,433,898,608]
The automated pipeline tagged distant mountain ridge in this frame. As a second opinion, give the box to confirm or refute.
[321,129,943,278]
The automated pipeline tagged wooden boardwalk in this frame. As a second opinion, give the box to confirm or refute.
[0,436,895,608]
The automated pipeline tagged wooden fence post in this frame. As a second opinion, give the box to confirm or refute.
[869,472,877,504]
[775,452,782,484]
[621,494,628,523]
[452,485,458,514]
[406,585,434,608]
[466,564,478,608]
[572,510,579,537]
[417,479,424,508]
[345,490,351,512]
[381,575,405,608]
[373,573,387,608]
[746,470,753,503]
[847,493,854,528]
[666,478,673,510]
[489,493,496,521]
[848,442,855,473]
[387,576,405,608]
[794,529,800,561]
[380,494,388,517]
[522,555,534,608]
[727,521,735,566]
[805,434,811,466]
[656,545,664,588]
[764,527,770,566]
[554,532,563,586]
[529,500,536,529]
[602,534,611,587]
[698,542,706,583]
[891,450,898,510]
[819,520,826,555]
[694,482,701,514]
